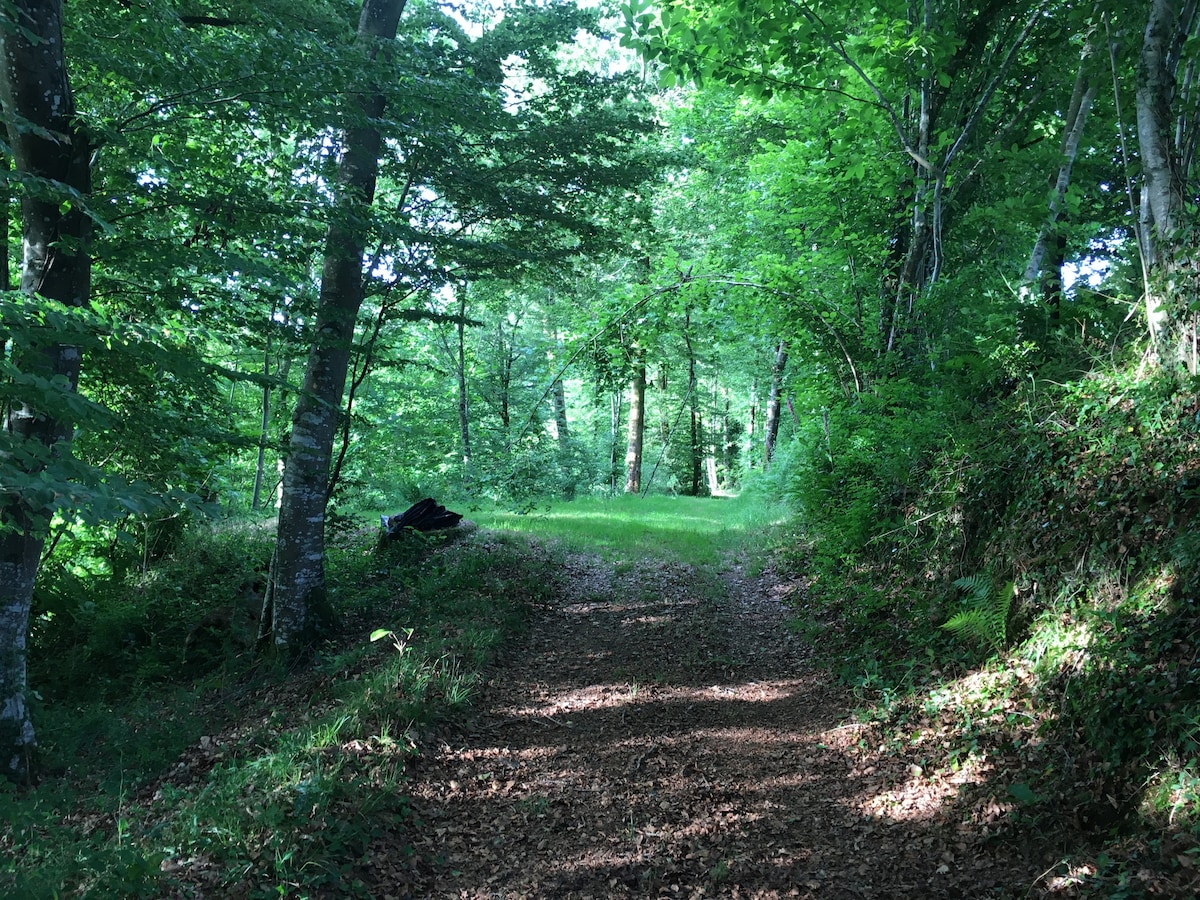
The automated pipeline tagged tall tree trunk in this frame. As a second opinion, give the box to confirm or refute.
[1041,231,1067,324]
[456,292,472,468]
[551,378,569,440]
[747,378,757,443]
[268,0,407,654]
[763,339,788,469]
[1023,49,1099,302]
[1136,0,1200,358]
[551,375,573,497]
[251,305,278,510]
[685,319,702,496]
[609,389,623,492]
[624,359,646,494]
[0,0,92,783]
[252,367,272,510]
[2,156,9,296]
[549,329,570,441]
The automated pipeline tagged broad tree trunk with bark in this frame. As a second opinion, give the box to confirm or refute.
[0,0,92,782]
[268,0,407,654]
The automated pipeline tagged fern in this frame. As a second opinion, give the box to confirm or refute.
[942,573,1013,654]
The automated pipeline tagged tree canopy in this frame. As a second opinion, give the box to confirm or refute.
[3,12,1200,889]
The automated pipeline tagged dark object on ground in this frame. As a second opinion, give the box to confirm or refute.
[382,498,464,536]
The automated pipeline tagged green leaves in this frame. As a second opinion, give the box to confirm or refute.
[942,573,1014,654]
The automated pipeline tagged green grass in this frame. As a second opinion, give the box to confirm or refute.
[470,493,785,566]
[2,525,547,899]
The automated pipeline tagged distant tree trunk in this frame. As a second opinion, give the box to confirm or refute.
[251,303,281,511]
[1023,57,1098,294]
[609,389,623,492]
[685,316,702,495]
[1042,232,1067,324]
[1,157,9,296]
[550,378,568,434]
[624,358,646,494]
[456,292,472,467]
[1135,0,1200,361]
[0,0,92,783]
[763,340,788,469]
[722,394,737,483]
[268,0,407,654]
[252,352,272,510]
[656,367,671,448]
[747,378,757,442]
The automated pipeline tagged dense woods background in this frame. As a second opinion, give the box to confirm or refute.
[3,0,1200,893]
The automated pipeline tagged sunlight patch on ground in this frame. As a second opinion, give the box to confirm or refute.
[858,754,993,824]
[502,678,812,720]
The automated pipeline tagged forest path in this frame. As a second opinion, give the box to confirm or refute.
[376,545,1046,898]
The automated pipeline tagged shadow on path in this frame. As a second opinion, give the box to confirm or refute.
[367,550,1049,898]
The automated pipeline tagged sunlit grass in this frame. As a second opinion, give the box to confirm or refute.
[471,494,785,566]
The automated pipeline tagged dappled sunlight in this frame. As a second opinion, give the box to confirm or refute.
[377,524,1074,897]
[501,676,815,721]
[857,754,994,824]
[474,495,771,565]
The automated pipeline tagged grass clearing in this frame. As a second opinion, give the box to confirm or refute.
[471,493,785,566]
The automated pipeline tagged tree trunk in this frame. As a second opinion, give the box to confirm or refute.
[268,0,407,654]
[609,389,623,492]
[1136,0,1200,358]
[763,339,788,469]
[1023,51,1098,302]
[685,321,702,496]
[2,156,10,296]
[624,359,646,494]
[0,0,92,783]
[251,336,273,510]
[456,292,472,467]
[747,378,757,442]
[551,378,569,440]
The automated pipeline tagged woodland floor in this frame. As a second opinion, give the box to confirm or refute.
[364,543,1066,899]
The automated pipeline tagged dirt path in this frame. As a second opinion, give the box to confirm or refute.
[373,549,1051,898]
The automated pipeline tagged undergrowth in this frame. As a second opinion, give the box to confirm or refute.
[1,523,549,898]
[776,362,1200,895]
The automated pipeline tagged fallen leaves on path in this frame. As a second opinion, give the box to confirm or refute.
[362,551,1055,898]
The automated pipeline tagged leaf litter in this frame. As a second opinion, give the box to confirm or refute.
[365,548,1062,898]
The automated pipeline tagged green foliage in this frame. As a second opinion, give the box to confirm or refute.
[29,519,274,701]
[941,573,1013,654]
[6,521,541,897]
